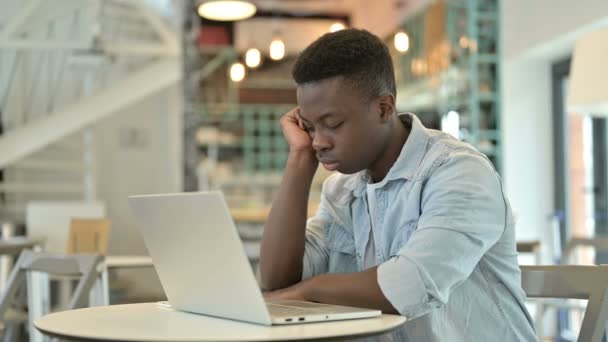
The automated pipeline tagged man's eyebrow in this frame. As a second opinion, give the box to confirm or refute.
[298,113,312,125]
[299,112,336,123]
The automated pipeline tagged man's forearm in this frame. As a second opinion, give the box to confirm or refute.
[304,267,399,314]
[260,152,318,290]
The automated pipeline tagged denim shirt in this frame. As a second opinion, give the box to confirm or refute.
[302,113,536,341]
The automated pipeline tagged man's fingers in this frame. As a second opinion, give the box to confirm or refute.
[294,109,305,130]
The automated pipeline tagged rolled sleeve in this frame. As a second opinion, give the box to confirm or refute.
[378,150,507,318]
[301,193,332,280]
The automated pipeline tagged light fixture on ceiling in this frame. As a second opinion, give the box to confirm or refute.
[269,36,285,61]
[394,30,409,53]
[329,22,346,33]
[197,1,257,21]
[245,48,261,68]
[230,62,246,82]
[568,28,608,116]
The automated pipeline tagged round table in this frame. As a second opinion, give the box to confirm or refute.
[35,302,406,341]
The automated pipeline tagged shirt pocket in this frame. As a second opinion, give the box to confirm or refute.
[326,222,358,273]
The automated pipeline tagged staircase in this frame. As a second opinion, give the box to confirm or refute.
[0,0,182,221]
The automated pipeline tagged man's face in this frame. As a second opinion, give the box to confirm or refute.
[297,76,390,174]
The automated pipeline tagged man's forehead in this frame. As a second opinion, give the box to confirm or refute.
[298,109,336,122]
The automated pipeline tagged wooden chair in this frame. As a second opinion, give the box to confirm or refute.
[521,265,608,342]
[67,218,111,255]
[0,250,103,342]
[533,237,608,338]
[57,218,112,309]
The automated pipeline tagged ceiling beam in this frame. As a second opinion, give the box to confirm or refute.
[201,11,350,25]
[253,10,350,24]
[0,0,42,40]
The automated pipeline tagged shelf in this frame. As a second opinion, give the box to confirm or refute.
[479,92,498,102]
[477,11,498,21]
[477,54,498,63]
[478,130,501,140]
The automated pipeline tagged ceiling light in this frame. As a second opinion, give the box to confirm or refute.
[269,37,285,61]
[459,36,469,49]
[329,22,345,33]
[245,48,261,68]
[229,62,245,82]
[197,1,256,21]
[394,31,409,53]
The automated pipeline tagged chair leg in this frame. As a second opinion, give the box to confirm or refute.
[57,279,72,309]
[2,322,22,342]
[101,265,110,305]
[89,265,109,306]
[578,291,608,342]
[27,272,50,342]
[535,301,546,339]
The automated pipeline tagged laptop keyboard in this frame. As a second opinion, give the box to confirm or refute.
[266,303,313,316]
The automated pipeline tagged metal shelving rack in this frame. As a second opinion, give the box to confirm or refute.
[199,104,292,172]
[394,0,502,173]
[461,0,501,172]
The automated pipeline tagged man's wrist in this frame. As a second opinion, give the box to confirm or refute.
[287,151,318,171]
[301,274,327,302]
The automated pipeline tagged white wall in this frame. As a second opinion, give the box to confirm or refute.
[94,83,183,298]
[501,1,608,247]
[503,0,608,60]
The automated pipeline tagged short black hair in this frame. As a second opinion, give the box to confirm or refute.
[292,28,396,100]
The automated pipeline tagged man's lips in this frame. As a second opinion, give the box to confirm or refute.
[317,156,339,171]
[317,156,338,165]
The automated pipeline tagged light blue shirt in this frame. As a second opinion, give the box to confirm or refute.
[302,113,536,341]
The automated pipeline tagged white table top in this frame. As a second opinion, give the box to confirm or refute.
[0,236,44,254]
[104,255,154,268]
[35,303,406,341]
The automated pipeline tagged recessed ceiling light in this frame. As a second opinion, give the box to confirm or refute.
[197,1,256,21]
[229,62,246,82]
[269,38,285,61]
[245,48,261,68]
[329,22,346,33]
[394,31,409,53]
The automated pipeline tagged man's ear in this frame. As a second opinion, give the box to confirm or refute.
[378,94,396,123]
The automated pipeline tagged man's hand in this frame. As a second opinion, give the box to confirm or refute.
[264,269,399,314]
[263,281,310,302]
[280,107,314,154]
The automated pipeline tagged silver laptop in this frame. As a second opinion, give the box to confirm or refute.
[128,191,381,326]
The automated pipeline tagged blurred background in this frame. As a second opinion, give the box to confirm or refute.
[0,0,607,340]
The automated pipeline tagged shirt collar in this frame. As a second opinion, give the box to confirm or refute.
[345,113,430,198]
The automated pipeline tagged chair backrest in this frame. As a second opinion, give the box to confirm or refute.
[563,237,608,264]
[517,240,542,265]
[26,201,106,253]
[0,250,103,320]
[67,218,111,255]
[521,265,608,342]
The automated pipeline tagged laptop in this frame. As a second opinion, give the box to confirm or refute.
[128,191,382,325]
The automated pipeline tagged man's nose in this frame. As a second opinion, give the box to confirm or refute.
[312,132,331,152]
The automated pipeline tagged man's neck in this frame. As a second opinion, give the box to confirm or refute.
[368,115,410,183]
